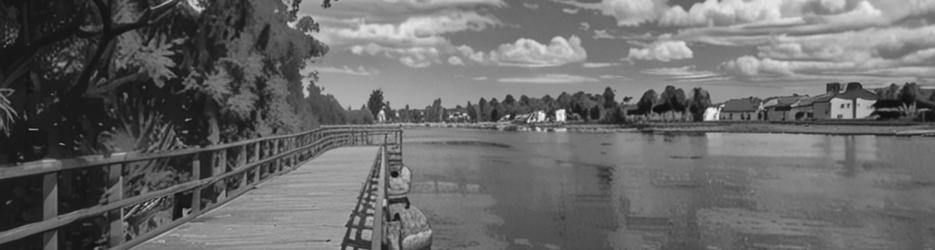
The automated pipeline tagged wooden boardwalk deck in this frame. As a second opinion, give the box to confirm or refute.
[134,146,379,250]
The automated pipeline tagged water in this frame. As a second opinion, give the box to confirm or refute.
[401,128,935,250]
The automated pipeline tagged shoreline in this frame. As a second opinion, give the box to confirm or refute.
[390,121,935,136]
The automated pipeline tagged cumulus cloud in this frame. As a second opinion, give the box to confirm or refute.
[448,56,465,65]
[658,0,784,27]
[498,74,599,84]
[484,35,588,67]
[313,65,380,76]
[628,40,694,62]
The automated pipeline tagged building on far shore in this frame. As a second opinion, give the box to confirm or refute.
[762,95,807,121]
[790,82,878,120]
[703,104,723,121]
[555,109,567,122]
[719,97,761,121]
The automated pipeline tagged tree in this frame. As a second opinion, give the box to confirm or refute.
[466,101,477,122]
[687,88,712,122]
[478,98,488,122]
[367,89,384,119]
[603,87,617,108]
[489,98,500,121]
[635,89,658,116]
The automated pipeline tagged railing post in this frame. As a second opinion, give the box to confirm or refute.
[372,145,387,250]
[42,172,58,250]
[239,145,248,189]
[274,139,281,173]
[254,142,261,183]
[107,164,124,247]
[215,149,227,201]
[191,154,201,214]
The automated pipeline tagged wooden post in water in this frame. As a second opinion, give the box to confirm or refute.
[42,171,58,250]
[107,164,124,246]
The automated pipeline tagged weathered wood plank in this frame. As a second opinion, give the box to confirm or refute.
[135,147,380,250]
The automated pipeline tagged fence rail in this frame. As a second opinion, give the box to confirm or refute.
[0,125,403,250]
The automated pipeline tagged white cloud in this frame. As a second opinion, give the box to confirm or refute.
[582,62,621,68]
[472,76,489,80]
[628,39,694,62]
[563,8,580,14]
[658,0,785,27]
[593,30,615,39]
[717,24,935,81]
[321,11,500,47]
[522,2,540,9]
[597,0,668,26]
[599,74,632,80]
[448,56,465,65]
[351,43,442,68]
[641,66,722,81]
[488,35,588,67]
[580,22,591,31]
[384,0,506,8]
[315,65,380,76]
[498,74,599,84]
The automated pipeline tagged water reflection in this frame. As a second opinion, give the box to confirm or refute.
[403,128,935,250]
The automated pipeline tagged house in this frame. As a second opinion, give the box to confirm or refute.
[790,82,879,120]
[703,104,723,121]
[376,110,387,123]
[554,109,567,122]
[828,82,878,119]
[761,95,807,121]
[528,110,547,123]
[719,97,761,121]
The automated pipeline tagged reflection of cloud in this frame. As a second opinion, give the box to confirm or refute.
[563,8,579,14]
[498,74,599,84]
[522,2,539,9]
[472,76,488,81]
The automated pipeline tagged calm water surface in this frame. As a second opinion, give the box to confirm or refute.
[402,128,935,250]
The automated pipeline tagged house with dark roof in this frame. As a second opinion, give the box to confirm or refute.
[719,97,761,121]
[791,82,879,120]
[762,95,808,121]
[828,82,878,119]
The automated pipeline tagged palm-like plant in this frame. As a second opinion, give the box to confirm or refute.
[0,88,16,136]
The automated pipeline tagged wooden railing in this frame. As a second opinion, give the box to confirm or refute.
[0,125,403,250]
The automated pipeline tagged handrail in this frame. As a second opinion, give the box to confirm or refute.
[0,125,403,250]
[371,145,387,250]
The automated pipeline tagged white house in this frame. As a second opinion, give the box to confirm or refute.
[554,109,567,122]
[527,111,546,123]
[827,83,878,119]
[703,105,722,121]
[376,110,386,123]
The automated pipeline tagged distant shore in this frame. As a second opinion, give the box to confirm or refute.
[390,121,935,136]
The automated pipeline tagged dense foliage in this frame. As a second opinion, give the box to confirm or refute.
[0,0,353,248]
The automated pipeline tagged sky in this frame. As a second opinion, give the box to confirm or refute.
[297,0,935,108]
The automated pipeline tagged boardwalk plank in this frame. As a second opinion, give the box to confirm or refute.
[134,146,379,250]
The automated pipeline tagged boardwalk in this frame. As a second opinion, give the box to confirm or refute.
[135,146,379,250]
